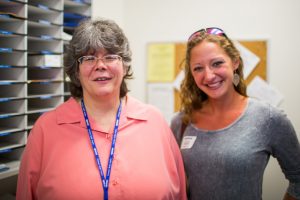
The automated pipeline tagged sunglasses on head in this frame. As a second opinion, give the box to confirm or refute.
[188,27,228,42]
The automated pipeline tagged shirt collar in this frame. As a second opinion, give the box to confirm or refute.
[122,95,148,121]
[56,96,149,126]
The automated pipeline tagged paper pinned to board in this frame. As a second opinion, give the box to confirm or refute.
[173,70,185,91]
[247,76,284,107]
[147,83,174,124]
[234,41,260,79]
[147,43,175,82]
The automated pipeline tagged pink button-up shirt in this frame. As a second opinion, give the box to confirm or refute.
[17,96,186,200]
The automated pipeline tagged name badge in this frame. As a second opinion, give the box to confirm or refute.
[181,136,197,149]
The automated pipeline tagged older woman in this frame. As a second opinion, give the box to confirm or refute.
[17,18,186,200]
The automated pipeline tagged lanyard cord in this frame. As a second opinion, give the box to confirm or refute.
[81,99,122,200]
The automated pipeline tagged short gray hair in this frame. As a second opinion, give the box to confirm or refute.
[64,18,133,98]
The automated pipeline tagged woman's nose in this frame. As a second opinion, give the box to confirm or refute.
[94,59,107,70]
[204,67,215,79]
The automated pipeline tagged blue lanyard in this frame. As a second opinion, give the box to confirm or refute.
[81,99,122,200]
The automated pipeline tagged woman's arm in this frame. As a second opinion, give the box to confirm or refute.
[268,107,300,200]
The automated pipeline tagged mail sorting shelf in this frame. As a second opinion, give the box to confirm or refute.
[63,0,91,35]
[27,0,64,133]
[0,0,27,186]
[0,0,92,197]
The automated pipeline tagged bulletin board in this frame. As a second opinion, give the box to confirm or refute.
[239,41,267,84]
[147,40,267,116]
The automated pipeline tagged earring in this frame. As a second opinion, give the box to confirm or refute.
[233,71,240,86]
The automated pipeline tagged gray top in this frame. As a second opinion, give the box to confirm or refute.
[171,98,300,200]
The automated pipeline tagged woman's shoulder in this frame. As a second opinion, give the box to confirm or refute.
[35,97,78,125]
[248,97,289,121]
[170,112,183,125]
[125,95,166,119]
[170,112,184,132]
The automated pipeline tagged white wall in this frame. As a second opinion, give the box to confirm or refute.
[92,0,300,199]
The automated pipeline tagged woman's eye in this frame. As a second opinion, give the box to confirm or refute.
[104,56,115,61]
[104,55,120,61]
[193,65,204,72]
[84,56,96,61]
[212,61,224,67]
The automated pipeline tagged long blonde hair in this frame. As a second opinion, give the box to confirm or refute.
[180,31,247,124]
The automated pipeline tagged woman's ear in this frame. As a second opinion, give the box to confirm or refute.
[233,59,240,70]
